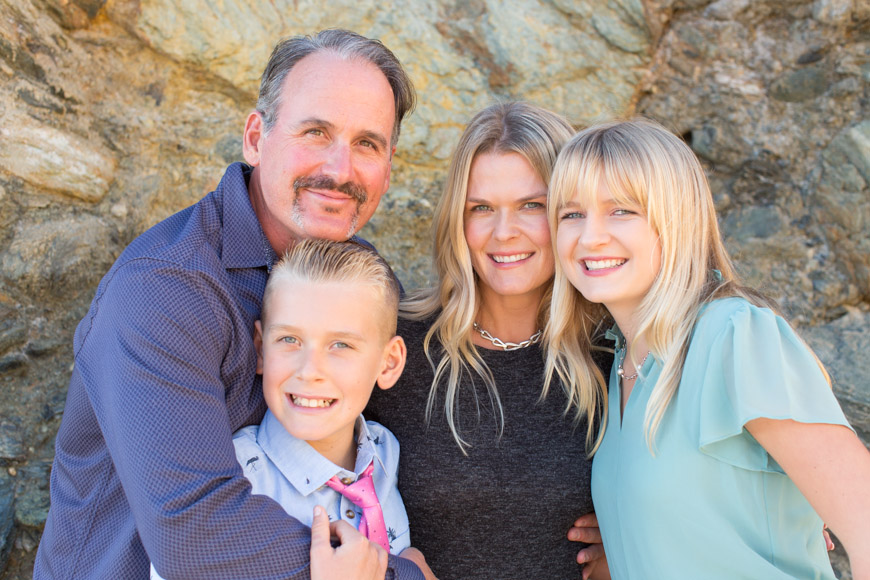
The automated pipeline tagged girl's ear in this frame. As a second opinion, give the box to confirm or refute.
[376,336,407,390]
[253,320,265,375]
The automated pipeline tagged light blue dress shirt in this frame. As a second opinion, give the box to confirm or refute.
[152,411,409,579]
[592,298,851,579]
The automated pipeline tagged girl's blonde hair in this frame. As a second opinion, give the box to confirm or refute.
[401,102,580,452]
[546,118,789,450]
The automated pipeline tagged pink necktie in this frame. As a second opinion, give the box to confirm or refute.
[325,462,390,552]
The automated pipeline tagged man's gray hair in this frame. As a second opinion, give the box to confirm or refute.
[256,29,416,147]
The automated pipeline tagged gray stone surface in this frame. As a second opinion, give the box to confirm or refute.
[0,475,14,575]
[0,0,867,578]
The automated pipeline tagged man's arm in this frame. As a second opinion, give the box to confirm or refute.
[81,262,421,579]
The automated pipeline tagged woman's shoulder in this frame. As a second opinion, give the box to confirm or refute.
[396,312,443,348]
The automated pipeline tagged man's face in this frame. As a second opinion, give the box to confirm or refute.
[244,52,396,250]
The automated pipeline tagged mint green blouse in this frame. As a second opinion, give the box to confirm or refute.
[591,298,851,579]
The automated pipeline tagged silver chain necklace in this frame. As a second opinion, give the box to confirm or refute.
[473,322,542,351]
[617,348,651,381]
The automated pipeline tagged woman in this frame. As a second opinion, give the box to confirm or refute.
[366,102,609,579]
[546,118,870,578]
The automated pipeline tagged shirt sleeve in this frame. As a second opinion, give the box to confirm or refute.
[77,260,311,578]
[78,260,421,580]
[696,300,853,472]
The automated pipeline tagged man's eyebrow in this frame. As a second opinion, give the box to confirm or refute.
[359,130,389,151]
[296,117,334,131]
[297,118,389,150]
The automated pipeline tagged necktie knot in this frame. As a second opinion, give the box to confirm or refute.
[325,462,389,551]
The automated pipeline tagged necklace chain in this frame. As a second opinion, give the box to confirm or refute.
[473,322,542,351]
[617,348,650,381]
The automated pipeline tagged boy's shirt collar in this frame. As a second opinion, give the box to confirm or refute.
[257,410,386,496]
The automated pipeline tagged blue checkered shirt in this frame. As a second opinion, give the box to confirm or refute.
[34,163,422,580]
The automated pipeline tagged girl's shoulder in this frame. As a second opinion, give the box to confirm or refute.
[697,296,758,324]
[694,297,784,345]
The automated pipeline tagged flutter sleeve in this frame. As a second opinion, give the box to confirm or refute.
[695,299,852,472]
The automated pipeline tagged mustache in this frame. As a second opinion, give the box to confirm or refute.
[293,176,367,204]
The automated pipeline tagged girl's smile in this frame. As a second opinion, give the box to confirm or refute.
[556,182,661,325]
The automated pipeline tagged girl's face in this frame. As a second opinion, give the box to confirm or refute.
[463,152,555,305]
[556,181,662,323]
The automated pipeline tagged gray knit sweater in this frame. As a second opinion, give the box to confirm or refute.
[366,317,610,580]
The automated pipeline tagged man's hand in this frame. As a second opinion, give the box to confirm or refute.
[399,547,438,580]
[568,512,610,580]
[310,505,388,580]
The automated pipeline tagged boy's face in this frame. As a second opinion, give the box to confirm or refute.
[255,276,405,460]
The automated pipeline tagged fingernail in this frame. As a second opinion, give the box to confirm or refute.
[314,505,323,517]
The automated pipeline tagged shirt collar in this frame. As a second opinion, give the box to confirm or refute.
[257,410,385,496]
[604,324,625,351]
[219,162,278,271]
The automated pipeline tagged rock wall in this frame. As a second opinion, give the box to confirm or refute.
[0,0,867,577]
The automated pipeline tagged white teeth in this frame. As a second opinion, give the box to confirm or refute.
[492,253,531,263]
[584,259,626,271]
[290,395,335,408]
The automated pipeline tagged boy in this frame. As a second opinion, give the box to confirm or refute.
[151,239,413,579]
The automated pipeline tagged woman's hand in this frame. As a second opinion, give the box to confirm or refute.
[310,505,388,580]
[568,512,611,580]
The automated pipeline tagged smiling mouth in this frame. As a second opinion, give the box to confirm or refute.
[584,258,626,271]
[491,253,532,264]
[289,394,336,408]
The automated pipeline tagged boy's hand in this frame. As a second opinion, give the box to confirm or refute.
[310,505,388,580]
[399,547,439,580]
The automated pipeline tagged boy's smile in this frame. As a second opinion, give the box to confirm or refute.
[254,277,405,469]
[288,394,336,408]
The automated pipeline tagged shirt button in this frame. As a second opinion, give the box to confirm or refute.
[345,510,355,519]
[341,477,354,485]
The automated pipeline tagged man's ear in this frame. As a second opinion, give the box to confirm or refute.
[376,335,406,391]
[253,320,265,375]
[242,111,265,167]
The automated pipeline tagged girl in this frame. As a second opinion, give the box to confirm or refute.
[546,118,870,579]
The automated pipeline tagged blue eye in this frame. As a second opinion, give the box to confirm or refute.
[560,210,584,220]
[469,204,492,212]
[279,336,298,344]
[524,201,545,210]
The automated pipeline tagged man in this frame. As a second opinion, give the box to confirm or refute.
[34,30,422,580]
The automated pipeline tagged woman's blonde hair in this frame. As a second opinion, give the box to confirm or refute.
[402,102,577,452]
[546,117,789,450]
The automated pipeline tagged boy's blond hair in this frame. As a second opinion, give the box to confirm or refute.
[262,239,401,336]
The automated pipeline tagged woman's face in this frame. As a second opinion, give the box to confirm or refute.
[555,181,661,323]
[463,152,555,304]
